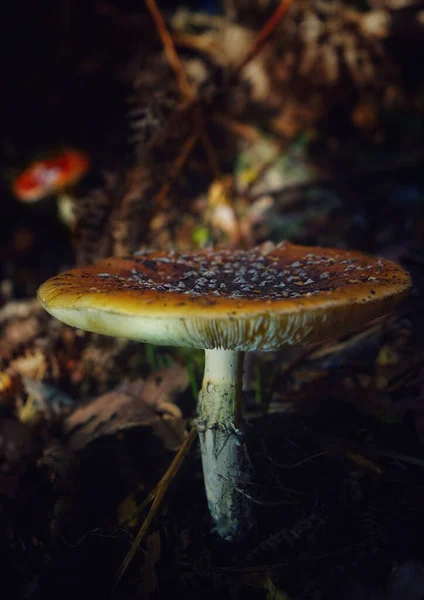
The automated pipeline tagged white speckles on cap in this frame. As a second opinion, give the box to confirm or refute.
[38,241,412,352]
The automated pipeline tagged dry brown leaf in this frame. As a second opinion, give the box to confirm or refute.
[3,316,41,346]
[64,366,189,451]
[0,299,41,325]
[117,493,140,528]
[10,349,47,380]
[19,377,75,426]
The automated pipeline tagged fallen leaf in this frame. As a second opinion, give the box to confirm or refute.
[4,316,41,346]
[64,366,189,451]
[18,377,75,426]
[117,493,139,528]
[0,299,41,324]
[10,349,47,380]
[376,344,400,366]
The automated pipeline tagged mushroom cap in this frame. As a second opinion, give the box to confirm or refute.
[13,149,90,203]
[38,242,411,351]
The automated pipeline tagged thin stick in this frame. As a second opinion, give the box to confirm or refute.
[146,0,221,195]
[113,427,197,591]
[218,539,370,574]
[236,0,293,72]
[192,106,222,179]
[212,114,262,143]
[145,0,192,100]
[152,129,200,209]
[200,129,222,179]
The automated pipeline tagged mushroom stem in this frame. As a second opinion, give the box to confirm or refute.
[196,348,252,540]
[57,192,76,226]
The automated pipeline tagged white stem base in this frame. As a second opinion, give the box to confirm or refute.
[196,349,252,540]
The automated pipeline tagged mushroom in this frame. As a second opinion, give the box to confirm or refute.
[12,148,90,226]
[37,241,411,540]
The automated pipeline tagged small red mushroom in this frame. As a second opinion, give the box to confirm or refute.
[12,149,90,203]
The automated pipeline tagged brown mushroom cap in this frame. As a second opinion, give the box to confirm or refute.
[38,242,411,351]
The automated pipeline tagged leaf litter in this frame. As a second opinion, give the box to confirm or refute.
[0,0,423,598]
[64,367,189,451]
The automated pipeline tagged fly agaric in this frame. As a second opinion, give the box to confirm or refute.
[12,149,90,225]
[37,241,411,540]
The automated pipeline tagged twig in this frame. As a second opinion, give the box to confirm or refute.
[217,474,299,506]
[146,0,221,194]
[270,451,328,470]
[218,539,370,573]
[212,113,262,143]
[152,127,200,209]
[200,132,222,179]
[236,0,293,73]
[113,426,197,591]
[194,107,222,179]
[372,449,424,469]
[145,0,192,100]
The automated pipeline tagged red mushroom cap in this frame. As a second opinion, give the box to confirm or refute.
[13,149,90,202]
